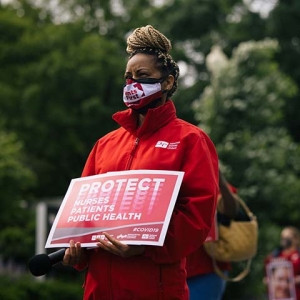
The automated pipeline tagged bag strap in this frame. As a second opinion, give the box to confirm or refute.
[212,254,252,282]
[234,195,256,221]
[211,195,255,282]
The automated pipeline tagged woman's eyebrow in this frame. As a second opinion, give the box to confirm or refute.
[136,68,150,72]
[124,71,132,78]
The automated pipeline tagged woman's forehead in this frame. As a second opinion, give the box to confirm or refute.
[126,53,157,70]
[281,229,294,237]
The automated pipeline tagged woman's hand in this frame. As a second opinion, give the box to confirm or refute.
[62,240,87,266]
[97,232,145,258]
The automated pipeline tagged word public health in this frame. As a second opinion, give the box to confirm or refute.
[66,176,167,223]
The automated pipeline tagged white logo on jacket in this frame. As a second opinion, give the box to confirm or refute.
[155,141,180,150]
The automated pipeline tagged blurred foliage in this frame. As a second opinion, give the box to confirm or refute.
[0,274,83,300]
[0,128,36,261]
[193,39,300,299]
[0,2,125,197]
[0,0,300,299]
[266,0,300,141]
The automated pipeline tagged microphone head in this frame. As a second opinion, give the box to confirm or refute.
[28,253,52,276]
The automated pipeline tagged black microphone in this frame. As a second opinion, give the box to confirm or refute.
[28,248,66,276]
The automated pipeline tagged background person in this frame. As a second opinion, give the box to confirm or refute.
[264,226,300,300]
[62,25,219,300]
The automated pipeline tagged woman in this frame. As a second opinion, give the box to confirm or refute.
[63,25,219,300]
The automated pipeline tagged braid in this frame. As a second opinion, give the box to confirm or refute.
[126,25,172,54]
[126,25,180,97]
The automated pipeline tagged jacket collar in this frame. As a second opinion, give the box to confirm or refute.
[112,100,177,138]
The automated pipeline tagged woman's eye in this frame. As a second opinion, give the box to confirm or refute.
[137,73,149,78]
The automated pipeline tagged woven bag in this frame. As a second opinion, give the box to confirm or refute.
[204,195,258,281]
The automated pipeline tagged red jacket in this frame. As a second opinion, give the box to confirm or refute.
[186,185,237,278]
[77,100,218,300]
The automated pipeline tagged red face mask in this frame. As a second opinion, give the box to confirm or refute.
[123,77,166,110]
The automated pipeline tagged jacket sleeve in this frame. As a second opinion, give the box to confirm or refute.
[144,131,219,264]
[81,142,98,177]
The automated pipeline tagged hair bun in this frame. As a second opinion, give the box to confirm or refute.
[126,25,172,54]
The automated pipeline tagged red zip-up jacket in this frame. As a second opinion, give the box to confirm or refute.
[77,100,218,300]
[186,185,237,278]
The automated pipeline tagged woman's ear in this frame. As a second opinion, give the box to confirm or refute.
[165,74,175,91]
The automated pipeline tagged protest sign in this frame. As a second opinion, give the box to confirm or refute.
[266,260,296,300]
[45,170,184,248]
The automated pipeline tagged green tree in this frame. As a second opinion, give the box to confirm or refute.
[193,39,300,298]
[0,127,36,261]
[0,3,125,197]
[266,0,300,142]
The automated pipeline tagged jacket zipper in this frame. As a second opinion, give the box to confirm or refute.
[158,265,163,299]
[108,254,113,300]
[125,137,139,170]
[108,137,139,299]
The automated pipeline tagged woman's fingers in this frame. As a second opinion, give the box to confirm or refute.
[62,248,72,265]
[97,232,128,256]
[96,232,144,258]
[62,240,82,265]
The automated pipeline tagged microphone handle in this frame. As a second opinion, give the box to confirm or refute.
[49,248,66,265]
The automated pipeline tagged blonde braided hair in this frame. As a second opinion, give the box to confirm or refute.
[126,25,179,97]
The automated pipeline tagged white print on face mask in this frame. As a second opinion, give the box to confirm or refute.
[123,81,161,104]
